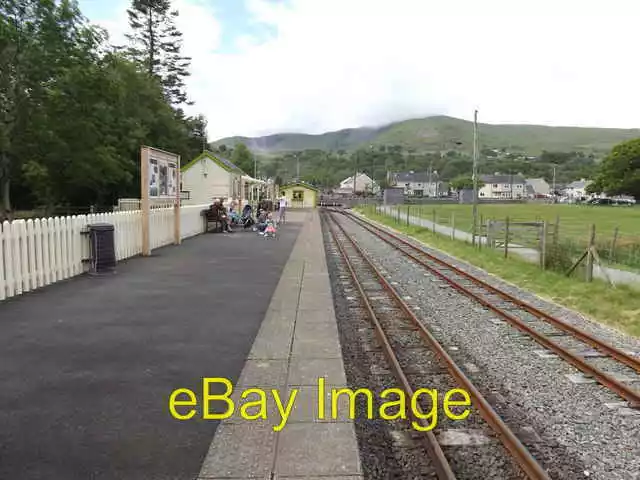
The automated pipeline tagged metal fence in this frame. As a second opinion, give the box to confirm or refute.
[361,203,640,285]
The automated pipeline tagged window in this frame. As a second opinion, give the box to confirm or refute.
[493,184,498,188]
[293,190,304,201]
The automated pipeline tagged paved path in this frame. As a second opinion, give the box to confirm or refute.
[0,218,304,480]
[197,209,362,479]
[382,205,640,288]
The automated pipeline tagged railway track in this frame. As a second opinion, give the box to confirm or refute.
[323,210,551,480]
[337,208,640,408]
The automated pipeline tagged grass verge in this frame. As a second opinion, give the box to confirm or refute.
[400,203,640,272]
[354,207,640,338]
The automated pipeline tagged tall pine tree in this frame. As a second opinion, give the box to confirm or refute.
[125,0,192,106]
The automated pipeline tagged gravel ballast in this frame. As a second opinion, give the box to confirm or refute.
[324,213,527,479]
[332,211,640,480]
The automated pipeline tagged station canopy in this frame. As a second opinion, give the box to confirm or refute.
[242,174,266,185]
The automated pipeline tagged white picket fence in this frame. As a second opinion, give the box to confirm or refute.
[0,204,208,301]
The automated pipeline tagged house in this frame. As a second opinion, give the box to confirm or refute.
[335,172,379,195]
[388,171,448,197]
[525,178,551,197]
[279,182,320,208]
[180,150,265,206]
[563,179,593,199]
[479,174,527,199]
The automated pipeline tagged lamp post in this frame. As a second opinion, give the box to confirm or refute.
[472,110,479,246]
[369,145,374,196]
[427,158,434,197]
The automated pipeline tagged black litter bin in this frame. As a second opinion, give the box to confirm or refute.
[88,223,116,273]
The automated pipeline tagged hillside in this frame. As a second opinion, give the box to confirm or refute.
[212,115,640,156]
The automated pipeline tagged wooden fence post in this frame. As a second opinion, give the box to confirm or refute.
[492,218,496,248]
[505,216,510,258]
[432,208,436,233]
[552,215,560,248]
[586,224,596,282]
[610,226,619,263]
[540,221,548,269]
[479,214,484,249]
[406,205,410,226]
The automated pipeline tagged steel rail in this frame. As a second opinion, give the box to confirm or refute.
[324,212,457,480]
[340,209,640,408]
[344,210,640,374]
[325,211,551,480]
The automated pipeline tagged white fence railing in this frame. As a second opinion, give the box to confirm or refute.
[0,204,208,301]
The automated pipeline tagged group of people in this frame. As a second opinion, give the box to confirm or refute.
[208,198,236,233]
[207,194,288,236]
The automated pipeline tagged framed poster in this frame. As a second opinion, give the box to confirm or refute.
[146,148,179,199]
[140,146,181,256]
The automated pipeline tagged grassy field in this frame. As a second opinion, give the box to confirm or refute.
[401,203,640,270]
[355,206,640,337]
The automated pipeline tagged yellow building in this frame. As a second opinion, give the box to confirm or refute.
[279,182,320,208]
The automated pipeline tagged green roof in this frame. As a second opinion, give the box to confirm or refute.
[280,182,320,192]
[181,151,245,174]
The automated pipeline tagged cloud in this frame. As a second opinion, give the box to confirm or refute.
[91,0,640,140]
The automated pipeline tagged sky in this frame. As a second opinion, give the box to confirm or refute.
[78,0,640,141]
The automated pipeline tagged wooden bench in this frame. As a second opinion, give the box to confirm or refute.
[201,208,225,233]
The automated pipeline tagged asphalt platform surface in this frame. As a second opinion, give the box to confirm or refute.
[0,221,303,480]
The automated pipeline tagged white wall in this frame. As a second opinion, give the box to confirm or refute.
[340,173,378,193]
[0,204,208,302]
[479,183,526,198]
[182,157,232,205]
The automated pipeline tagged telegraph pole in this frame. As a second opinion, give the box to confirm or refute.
[472,109,479,246]
[353,151,358,195]
[296,154,300,181]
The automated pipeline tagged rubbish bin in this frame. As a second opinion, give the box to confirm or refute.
[88,223,116,273]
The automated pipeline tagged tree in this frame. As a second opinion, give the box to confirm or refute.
[450,175,484,191]
[0,0,210,215]
[181,113,207,159]
[125,0,192,106]
[587,138,640,200]
[0,0,100,217]
[231,143,254,175]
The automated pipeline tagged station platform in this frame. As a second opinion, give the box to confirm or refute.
[197,210,362,479]
[0,210,358,480]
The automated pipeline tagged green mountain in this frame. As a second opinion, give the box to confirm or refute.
[212,115,640,156]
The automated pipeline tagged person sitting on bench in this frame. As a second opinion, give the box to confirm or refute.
[254,208,269,233]
[212,199,233,233]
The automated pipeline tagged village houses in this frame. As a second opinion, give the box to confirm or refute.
[479,174,527,199]
[387,171,449,197]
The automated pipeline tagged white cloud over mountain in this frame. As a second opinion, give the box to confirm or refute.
[89,0,640,140]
